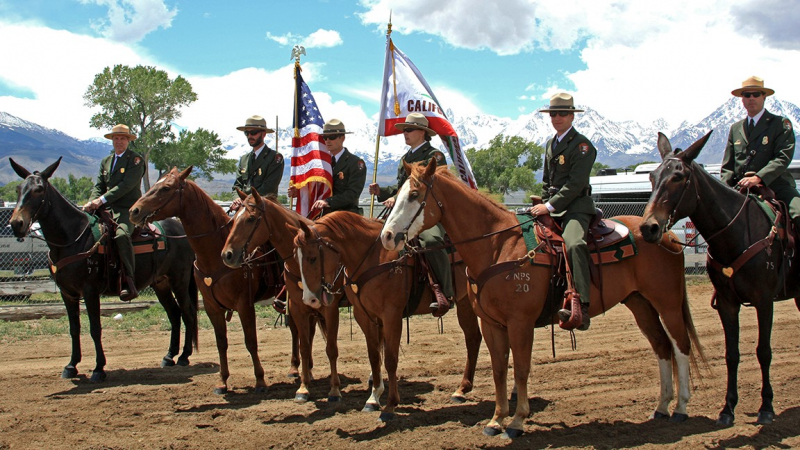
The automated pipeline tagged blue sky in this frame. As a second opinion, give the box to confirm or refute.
[1,0,799,142]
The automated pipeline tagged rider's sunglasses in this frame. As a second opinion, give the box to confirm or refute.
[244,130,263,136]
[742,92,763,98]
[322,135,342,141]
[549,111,573,117]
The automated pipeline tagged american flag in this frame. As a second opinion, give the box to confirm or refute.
[290,67,332,216]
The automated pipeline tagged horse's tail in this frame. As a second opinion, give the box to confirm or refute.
[189,273,200,351]
[682,287,709,380]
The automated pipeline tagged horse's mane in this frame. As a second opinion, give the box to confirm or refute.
[411,164,512,214]
[316,211,383,240]
[181,177,231,225]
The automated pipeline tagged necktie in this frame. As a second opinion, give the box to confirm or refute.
[111,155,120,172]
[331,156,336,167]
[552,138,559,150]
[749,118,755,134]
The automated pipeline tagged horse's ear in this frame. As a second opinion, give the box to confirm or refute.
[179,166,193,181]
[423,158,437,178]
[656,132,673,160]
[402,160,413,176]
[40,157,62,180]
[236,188,247,200]
[9,158,31,179]
[678,130,713,163]
[251,189,262,203]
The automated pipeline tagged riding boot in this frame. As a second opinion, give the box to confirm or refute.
[425,249,454,315]
[115,233,138,302]
[429,283,452,318]
[557,301,591,331]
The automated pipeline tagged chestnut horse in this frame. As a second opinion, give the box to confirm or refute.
[640,131,800,426]
[381,161,704,438]
[290,211,483,421]
[8,158,198,381]
[129,167,290,394]
[221,188,345,403]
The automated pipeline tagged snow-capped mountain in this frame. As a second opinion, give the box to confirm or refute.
[3,96,800,190]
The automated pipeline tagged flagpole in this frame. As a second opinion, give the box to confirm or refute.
[370,17,393,218]
[290,48,303,212]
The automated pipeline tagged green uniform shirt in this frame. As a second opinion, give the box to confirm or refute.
[92,150,145,227]
[326,148,367,214]
[721,110,796,189]
[542,127,597,217]
[377,142,446,202]
[233,146,284,196]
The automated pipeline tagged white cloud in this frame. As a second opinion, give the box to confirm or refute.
[266,29,343,49]
[79,0,177,43]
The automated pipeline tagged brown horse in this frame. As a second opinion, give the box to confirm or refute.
[380,162,704,438]
[129,167,290,394]
[640,132,800,426]
[290,211,483,421]
[221,188,344,403]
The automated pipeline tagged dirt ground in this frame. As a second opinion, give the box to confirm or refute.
[1,282,800,449]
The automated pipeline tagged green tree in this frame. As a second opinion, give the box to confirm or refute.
[0,180,22,204]
[83,64,198,191]
[592,162,611,176]
[50,175,95,204]
[151,128,236,181]
[466,134,544,201]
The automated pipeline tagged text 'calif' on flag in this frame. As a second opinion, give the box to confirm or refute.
[290,63,332,217]
[378,37,477,189]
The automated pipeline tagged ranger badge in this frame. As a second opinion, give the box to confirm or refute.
[357,160,366,171]
[762,136,769,145]
[240,168,246,173]
[258,168,262,176]
[558,155,565,165]
[275,153,283,163]
[784,119,793,131]
[734,140,741,145]
[579,143,589,154]
[338,172,345,180]
[134,157,141,165]
[120,168,125,174]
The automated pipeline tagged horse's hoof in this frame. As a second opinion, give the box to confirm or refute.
[176,357,190,367]
[502,428,524,439]
[161,357,176,368]
[327,395,342,403]
[362,403,380,412]
[214,387,228,395]
[254,386,267,394]
[62,366,78,379]
[757,411,774,425]
[450,395,467,404]
[378,412,395,422]
[295,393,309,403]
[670,412,689,423]
[483,426,503,437]
[651,410,669,420]
[716,413,734,427]
[89,370,106,383]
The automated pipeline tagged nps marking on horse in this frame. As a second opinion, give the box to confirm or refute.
[640,131,800,426]
[130,166,286,394]
[289,212,483,422]
[8,158,199,382]
[221,188,345,403]
[380,161,704,438]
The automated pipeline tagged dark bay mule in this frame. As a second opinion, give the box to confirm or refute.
[129,167,290,394]
[640,131,800,426]
[8,158,198,382]
[380,162,703,438]
[290,211,483,421]
[221,188,344,403]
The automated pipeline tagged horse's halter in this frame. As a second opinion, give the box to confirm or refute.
[234,199,269,264]
[396,173,444,247]
[303,226,345,296]
[141,175,186,223]
[19,177,92,248]
[658,157,700,233]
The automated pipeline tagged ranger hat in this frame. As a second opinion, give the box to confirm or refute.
[538,93,585,113]
[236,115,275,133]
[320,118,353,136]
[394,112,437,137]
[731,76,775,97]
[103,124,137,141]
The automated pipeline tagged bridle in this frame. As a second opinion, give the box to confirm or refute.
[303,226,346,296]
[234,199,282,267]
[20,178,92,248]
[395,174,444,249]
[140,176,186,224]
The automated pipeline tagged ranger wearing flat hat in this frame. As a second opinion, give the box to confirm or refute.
[289,118,367,215]
[368,112,453,316]
[83,124,145,301]
[721,76,799,229]
[232,115,284,210]
[531,92,597,331]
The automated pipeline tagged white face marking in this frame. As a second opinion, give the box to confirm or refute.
[154,178,164,186]
[296,248,317,306]
[382,181,425,249]
[236,208,246,219]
